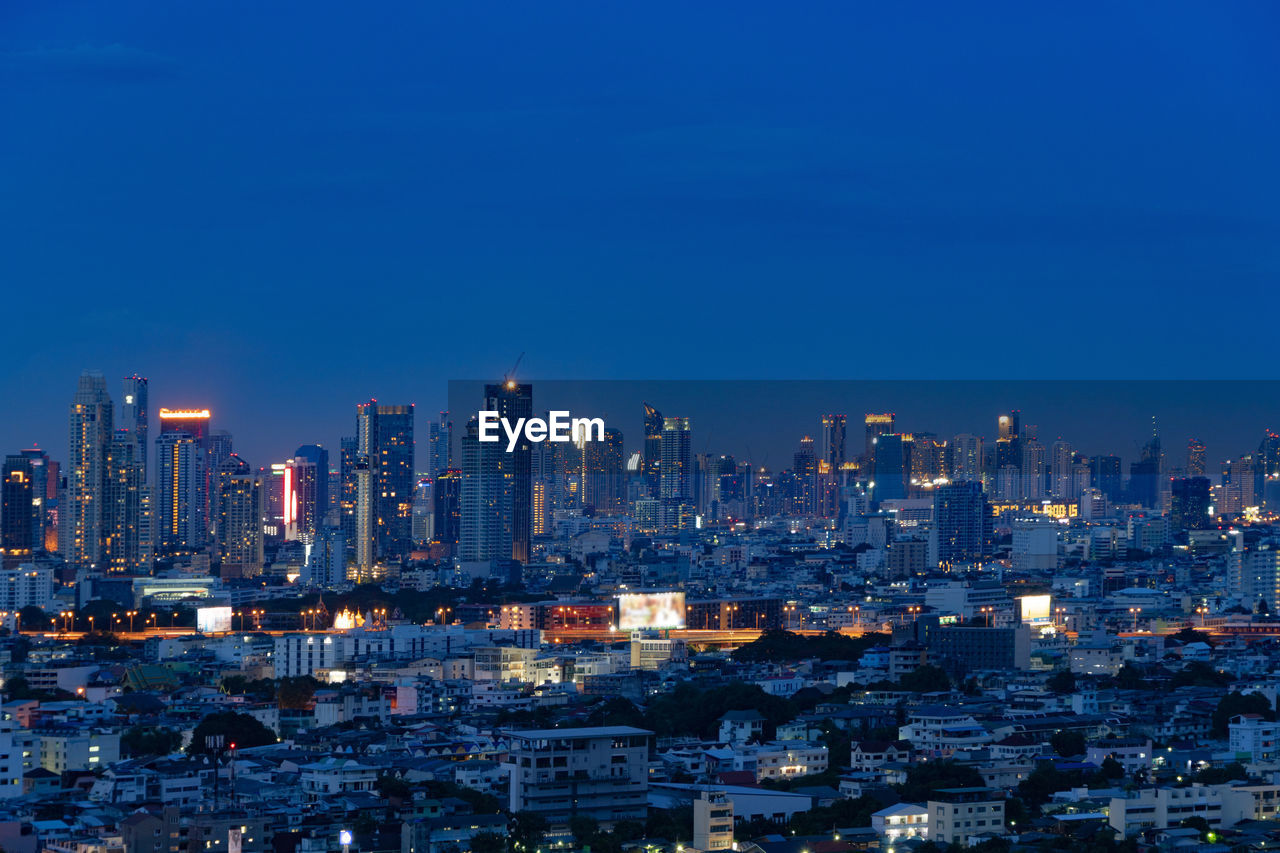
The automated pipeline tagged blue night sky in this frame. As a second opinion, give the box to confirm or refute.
[1,1,1278,468]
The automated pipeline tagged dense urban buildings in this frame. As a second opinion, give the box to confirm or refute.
[7,371,1280,853]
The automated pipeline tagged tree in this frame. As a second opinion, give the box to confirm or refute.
[1047,670,1077,694]
[898,760,985,802]
[1211,691,1275,737]
[471,834,505,853]
[122,725,182,757]
[898,664,950,693]
[569,816,599,844]
[509,811,548,851]
[1051,729,1086,758]
[277,676,320,710]
[186,711,277,755]
[375,774,412,802]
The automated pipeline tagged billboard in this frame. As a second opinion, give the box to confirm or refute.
[197,605,233,634]
[617,591,686,630]
[1019,594,1052,625]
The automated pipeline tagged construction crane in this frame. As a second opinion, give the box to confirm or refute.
[503,352,525,388]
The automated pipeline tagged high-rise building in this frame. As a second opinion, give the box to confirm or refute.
[428,413,452,478]
[120,375,148,479]
[864,413,895,470]
[1187,438,1207,477]
[1170,477,1211,530]
[793,436,817,515]
[213,455,264,577]
[294,445,330,523]
[1020,437,1045,500]
[643,403,663,498]
[432,467,461,556]
[951,434,984,483]
[103,431,146,572]
[995,410,1021,471]
[18,448,55,553]
[931,480,993,566]
[354,401,415,568]
[1090,455,1124,504]
[155,431,203,556]
[338,436,357,546]
[283,455,321,541]
[872,433,911,502]
[1049,440,1075,500]
[460,417,512,562]
[507,726,652,828]
[582,427,625,514]
[156,408,212,555]
[1,456,36,569]
[483,382,531,561]
[821,414,847,474]
[67,371,113,567]
[659,416,693,532]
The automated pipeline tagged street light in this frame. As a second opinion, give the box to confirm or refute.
[1129,607,1142,632]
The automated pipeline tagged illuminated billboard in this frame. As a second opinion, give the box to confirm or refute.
[197,605,233,634]
[1019,594,1052,625]
[617,591,686,630]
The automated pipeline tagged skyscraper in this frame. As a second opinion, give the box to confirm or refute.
[821,414,847,474]
[931,480,993,566]
[484,382,532,561]
[582,427,625,515]
[433,467,461,556]
[1050,440,1075,500]
[659,416,693,532]
[338,436,358,546]
[121,375,148,478]
[1090,455,1123,504]
[643,403,663,498]
[354,401,415,568]
[793,436,817,515]
[460,417,512,562]
[951,434,984,483]
[871,433,910,502]
[67,371,113,567]
[1,456,36,569]
[429,412,452,478]
[214,454,264,577]
[1187,438,1207,477]
[103,431,146,572]
[156,408,212,555]
[995,410,1022,471]
[294,444,330,525]
[1170,477,1211,530]
[864,413,895,470]
[283,455,321,541]
[1020,436,1045,500]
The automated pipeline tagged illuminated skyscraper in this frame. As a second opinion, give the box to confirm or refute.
[121,375,148,478]
[294,444,330,524]
[793,436,817,515]
[155,430,204,555]
[339,436,357,545]
[283,455,321,541]
[931,480,993,566]
[582,427,625,515]
[821,414,847,474]
[433,467,461,556]
[103,431,146,572]
[659,416,692,532]
[951,434,984,483]
[1187,438,1207,477]
[643,403,663,498]
[1170,477,1211,530]
[871,433,911,502]
[214,454,264,577]
[995,410,1021,471]
[429,413,452,478]
[864,413,895,470]
[354,401,415,568]
[2,455,36,569]
[484,382,532,561]
[156,408,212,554]
[460,417,512,562]
[67,371,113,567]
